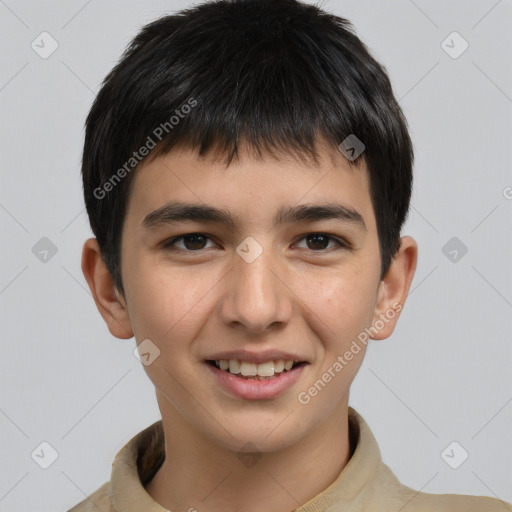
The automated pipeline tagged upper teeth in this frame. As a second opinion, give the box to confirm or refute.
[216,359,295,377]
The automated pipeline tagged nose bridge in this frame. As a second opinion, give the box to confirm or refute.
[221,237,292,331]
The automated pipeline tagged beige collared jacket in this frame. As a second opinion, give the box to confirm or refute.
[68,407,512,512]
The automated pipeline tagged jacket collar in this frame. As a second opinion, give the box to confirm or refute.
[110,407,383,512]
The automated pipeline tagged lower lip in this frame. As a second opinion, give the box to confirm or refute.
[205,362,307,400]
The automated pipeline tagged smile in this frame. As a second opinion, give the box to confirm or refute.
[205,360,308,400]
[207,359,304,379]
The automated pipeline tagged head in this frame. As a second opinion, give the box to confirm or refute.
[81,0,417,451]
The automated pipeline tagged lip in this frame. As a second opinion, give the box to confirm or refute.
[205,361,308,400]
[205,349,307,365]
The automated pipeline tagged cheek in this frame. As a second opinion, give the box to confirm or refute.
[125,259,217,342]
[295,273,376,411]
[300,267,378,341]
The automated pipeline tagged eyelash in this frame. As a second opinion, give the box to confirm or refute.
[161,232,350,254]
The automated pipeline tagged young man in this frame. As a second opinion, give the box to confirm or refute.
[69,0,511,510]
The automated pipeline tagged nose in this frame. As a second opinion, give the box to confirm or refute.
[219,246,293,334]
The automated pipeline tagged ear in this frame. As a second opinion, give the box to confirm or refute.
[81,238,133,339]
[370,236,418,340]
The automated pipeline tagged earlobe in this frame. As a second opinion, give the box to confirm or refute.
[371,236,418,340]
[81,238,134,340]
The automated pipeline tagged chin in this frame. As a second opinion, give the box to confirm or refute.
[213,417,307,453]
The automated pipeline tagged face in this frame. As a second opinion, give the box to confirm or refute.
[117,142,390,452]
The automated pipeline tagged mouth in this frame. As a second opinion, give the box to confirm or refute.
[204,358,309,400]
[206,359,308,380]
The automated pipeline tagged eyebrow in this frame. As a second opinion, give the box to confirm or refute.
[141,201,367,231]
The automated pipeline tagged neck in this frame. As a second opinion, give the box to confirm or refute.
[145,393,353,512]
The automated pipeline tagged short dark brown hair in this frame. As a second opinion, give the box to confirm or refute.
[82,0,413,296]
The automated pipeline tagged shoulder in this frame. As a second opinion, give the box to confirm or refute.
[394,480,512,512]
[347,409,512,512]
[66,481,112,512]
[407,493,511,512]
[371,462,511,511]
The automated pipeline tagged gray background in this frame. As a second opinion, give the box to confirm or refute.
[1,0,511,510]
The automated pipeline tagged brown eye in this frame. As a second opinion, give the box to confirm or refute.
[163,233,214,251]
[294,233,346,251]
[182,234,208,250]
[306,234,329,250]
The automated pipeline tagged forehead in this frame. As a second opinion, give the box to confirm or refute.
[124,142,375,232]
